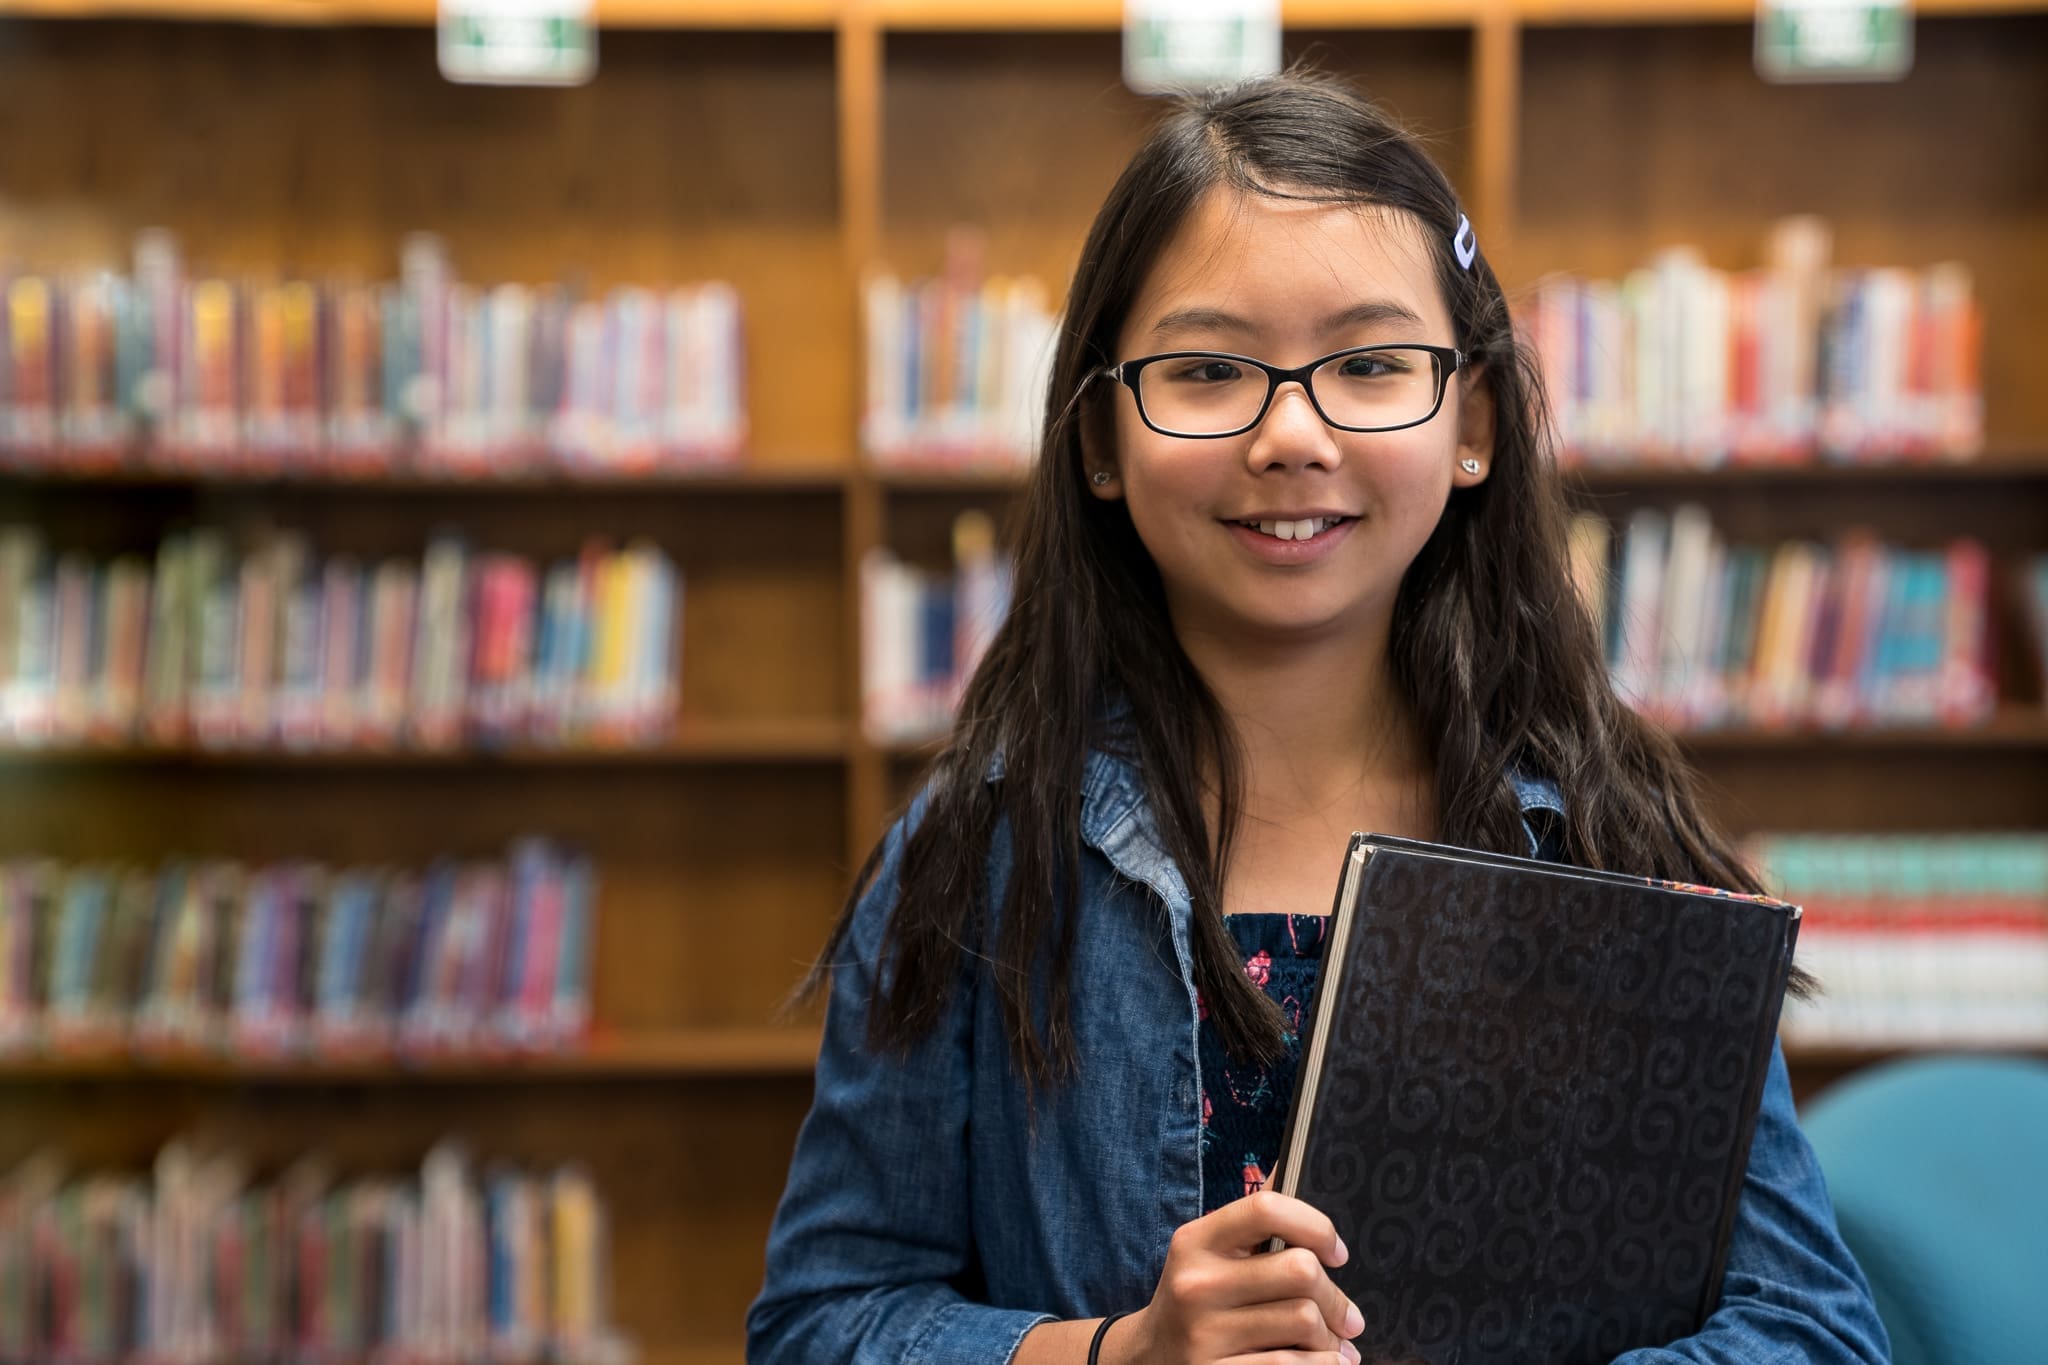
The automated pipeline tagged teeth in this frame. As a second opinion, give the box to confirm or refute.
[1245,517,1342,540]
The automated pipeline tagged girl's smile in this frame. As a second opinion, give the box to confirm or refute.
[1221,512,1358,565]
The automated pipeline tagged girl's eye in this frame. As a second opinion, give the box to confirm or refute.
[1170,359,1243,384]
[1339,353,1407,378]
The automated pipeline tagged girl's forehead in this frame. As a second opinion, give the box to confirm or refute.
[1124,188,1449,344]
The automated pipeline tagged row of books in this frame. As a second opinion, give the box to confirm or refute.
[1573,507,1998,731]
[0,230,745,478]
[0,841,594,1060]
[0,527,680,750]
[0,1140,629,1365]
[1758,834,2048,1047]
[860,510,1012,743]
[1524,217,1983,467]
[861,230,1058,468]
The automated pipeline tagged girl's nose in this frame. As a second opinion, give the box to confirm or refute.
[1244,381,1344,475]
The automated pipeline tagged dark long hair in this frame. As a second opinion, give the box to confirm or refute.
[797,70,1797,1096]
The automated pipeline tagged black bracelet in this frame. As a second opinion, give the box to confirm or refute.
[1087,1310,1131,1365]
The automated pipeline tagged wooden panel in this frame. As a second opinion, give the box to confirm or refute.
[1522,0,2047,22]
[880,29,1472,288]
[0,21,849,467]
[0,1075,814,1362]
[0,0,841,23]
[1512,16,2048,444]
[880,483,1021,569]
[878,0,1482,28]
[878,31,1149,286]
[1566,472,2048,554]
[1688,744,2048,837]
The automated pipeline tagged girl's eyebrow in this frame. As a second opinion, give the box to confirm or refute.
[1148,299,1427,343]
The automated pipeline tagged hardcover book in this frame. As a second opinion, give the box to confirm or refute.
[1269,833,1800,1365]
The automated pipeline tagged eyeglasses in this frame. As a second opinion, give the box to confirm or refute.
[1097,344,1466,439]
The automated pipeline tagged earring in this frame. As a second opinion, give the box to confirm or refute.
[1092,471,1112,486]
[1460,459,1481,475]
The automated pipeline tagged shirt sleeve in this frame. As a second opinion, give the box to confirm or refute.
[745,808,1058,1364]
[1607,1039,1891,1364]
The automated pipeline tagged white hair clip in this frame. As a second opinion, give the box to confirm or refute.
[1453,214,1478,270]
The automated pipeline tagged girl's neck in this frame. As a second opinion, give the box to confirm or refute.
[1175,609,1431,830]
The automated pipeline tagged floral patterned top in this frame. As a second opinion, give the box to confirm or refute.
[1198,912,1329,1215]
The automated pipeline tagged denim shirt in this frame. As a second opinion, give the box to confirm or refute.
[747,747,1890,1364]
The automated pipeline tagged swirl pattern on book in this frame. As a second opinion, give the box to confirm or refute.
[1293,845,1789,1364]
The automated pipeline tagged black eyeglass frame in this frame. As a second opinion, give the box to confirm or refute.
[1095,343,1468,439]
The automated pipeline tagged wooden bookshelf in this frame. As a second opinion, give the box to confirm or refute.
[0,1027,822,1080]
[0,4,2042,1360]
[0,460,851,494]
[0,720,853,766]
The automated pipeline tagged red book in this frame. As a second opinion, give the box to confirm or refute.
[1935,538,1994,726]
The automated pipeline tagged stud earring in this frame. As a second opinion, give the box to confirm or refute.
[1092,471,1112,486]
[1460,459,1481,475]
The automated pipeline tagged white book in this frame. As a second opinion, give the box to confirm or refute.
[1612,507,1668,710]
[862,274,906,459]
[1656,503,1716,724]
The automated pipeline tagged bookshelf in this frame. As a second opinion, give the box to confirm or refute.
[0,4,2043,1362]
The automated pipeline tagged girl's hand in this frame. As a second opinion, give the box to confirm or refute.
[1111,1190,1365,1364]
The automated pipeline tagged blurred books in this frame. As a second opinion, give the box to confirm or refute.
[862,229,1057,469]
[861,509,1011,744]
[1526,216,1983,468]
[0,527,680,752]
[0,230,745,479]
[1760,833,2048,1048]
[0,840,594,1063]
[1573,505,1998,732]
[0,1139,631,1365]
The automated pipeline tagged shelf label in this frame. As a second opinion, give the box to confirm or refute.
[1124,0,1281,96]
[1756,0,1913,83]
[439,0,596,88]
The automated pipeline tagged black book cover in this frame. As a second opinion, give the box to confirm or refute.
[1269,833,1800,1365]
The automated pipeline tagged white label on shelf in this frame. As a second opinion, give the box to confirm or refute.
[1756,0,1913,84]
[1124,0,1282,96]
[439,0,597,88]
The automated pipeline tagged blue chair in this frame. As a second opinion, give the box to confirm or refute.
[1801,1054,2048,1365]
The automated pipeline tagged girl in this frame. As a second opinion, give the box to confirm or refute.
[747,72,1888,1365]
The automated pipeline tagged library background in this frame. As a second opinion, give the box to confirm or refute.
[0,0,2042,1361]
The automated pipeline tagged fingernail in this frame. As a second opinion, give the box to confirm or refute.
[1332,1234,1350,1266]
[1344,1301,1365,1337]
[1341,1342,1362,1364]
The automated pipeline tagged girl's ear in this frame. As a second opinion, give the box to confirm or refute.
[1452,361,1495,488]
[1080,391,1123,499]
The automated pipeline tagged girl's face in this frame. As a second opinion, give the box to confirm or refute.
[1090,189,1493,650]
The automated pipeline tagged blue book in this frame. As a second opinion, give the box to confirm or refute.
[918,579,957,691]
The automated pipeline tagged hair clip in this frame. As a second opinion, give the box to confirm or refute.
[1453,214,1478,271]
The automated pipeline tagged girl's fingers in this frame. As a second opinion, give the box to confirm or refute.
[1199,1245,1361,1339]
[1200,1298,1356,1358]
[1207,1190,1349,1267]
